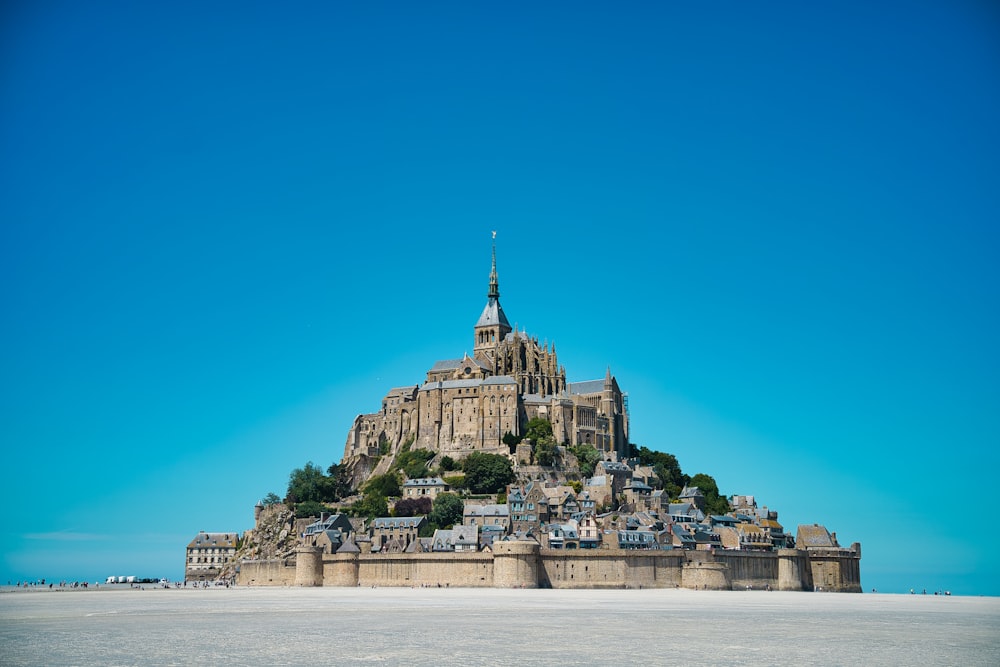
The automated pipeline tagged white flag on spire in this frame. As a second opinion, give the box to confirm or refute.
[492,230,496,239]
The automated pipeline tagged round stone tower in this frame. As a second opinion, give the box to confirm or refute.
[777,548,811,591]
[681,560,732,590]
[493,540,540,588]
[294,546,323,587]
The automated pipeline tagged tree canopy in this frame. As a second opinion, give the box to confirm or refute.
[569,444,601,477]
[525,417,557,466]
[634,445,689,498]
[363,473,402,498]
[428,492,464,528]
[461,452,515,494]
[286,461,349,504]
[689,472,730,515]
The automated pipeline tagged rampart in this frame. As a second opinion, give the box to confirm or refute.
[236,544,860,592]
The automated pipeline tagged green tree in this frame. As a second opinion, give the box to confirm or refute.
[350,493,389,521]
[534,439,557,466]
[443,474,467,491]
[525,418,553,441]
[428,492,464,529]
[569,444,601,477]
[439,455,457,472]
[502,431,522,454]
[689,472,730,515]
[635,445,688,497]
[393,448,435,479]
[462,452,515,494]
[363,473,402,498]
[261,492,282,506]
[294,500,329,519]
[287,461,341,504]
[525,418,557,466]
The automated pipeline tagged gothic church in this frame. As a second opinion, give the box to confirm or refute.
[342,239,629,466]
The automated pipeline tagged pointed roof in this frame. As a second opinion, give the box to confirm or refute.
[475,235,511,329]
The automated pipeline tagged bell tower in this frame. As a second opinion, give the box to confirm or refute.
[474,232,512,369]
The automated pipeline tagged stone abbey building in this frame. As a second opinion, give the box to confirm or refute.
[342,239,630,464]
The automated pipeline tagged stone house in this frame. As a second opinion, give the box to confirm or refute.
[508,482,547,535]
[546,521,580,549]
[679,486,706,513]
[371,516,426,552]
[185,531,239,582]
[578,515,601,548]
[595,460,631,499]
[463,502,510,530]
[403,477,449,500]
[541,485,579,522]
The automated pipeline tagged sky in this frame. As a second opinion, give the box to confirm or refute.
[2,1,998,595]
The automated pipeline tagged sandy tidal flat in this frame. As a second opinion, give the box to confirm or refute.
[1,586,997,666]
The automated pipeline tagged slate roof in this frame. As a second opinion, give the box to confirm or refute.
[476,297,510,329]
[796,524,836,548]
[187,532,238,549]
[420,379,484,391]
[403,477,447,488]
[372,517,426,529]
[464,503,509,518]
[302,514,353,536]
[568,380,605,395]
[481,376,517,386]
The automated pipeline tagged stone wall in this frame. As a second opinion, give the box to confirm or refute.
[238,558,296,586]
[807,544,862,592]
[238,546,861,592]
[357,553,495,588]
[537,549,684,589]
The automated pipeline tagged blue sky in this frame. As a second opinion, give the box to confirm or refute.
[2,2,998,595]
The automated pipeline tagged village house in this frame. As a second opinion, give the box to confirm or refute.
[402,477,449,500]
[546,521,580,549]
[185,531,239,582]
[371,516,426,552]
[508,482,547,535]
[578,514,601,548]
[463,502,510,530]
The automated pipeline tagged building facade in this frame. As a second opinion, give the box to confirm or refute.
[343,239,630,466]
[185,531,239,582]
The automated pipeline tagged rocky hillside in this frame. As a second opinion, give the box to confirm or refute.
[219,504,299,580]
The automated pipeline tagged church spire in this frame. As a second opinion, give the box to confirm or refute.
[488,230,500,299]
[474,231,512,365]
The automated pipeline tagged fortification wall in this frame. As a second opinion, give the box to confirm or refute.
[808,548,862,592]
[238,559,295,586]
[537,549,685,589]
[714,550,780,590]
[239,545,856,592]
[357,553,495,588]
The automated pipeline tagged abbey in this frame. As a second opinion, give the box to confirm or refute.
[342,239,629,463]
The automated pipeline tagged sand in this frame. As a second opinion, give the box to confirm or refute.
[1,586,997,666]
